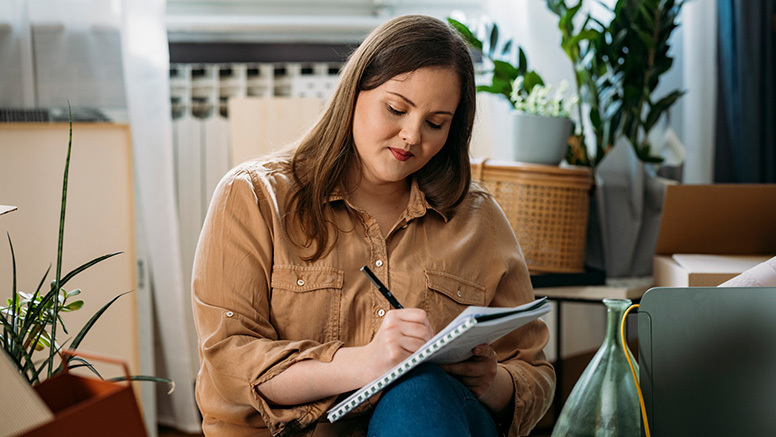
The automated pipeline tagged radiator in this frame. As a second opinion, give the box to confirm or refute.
[169,62,341,288]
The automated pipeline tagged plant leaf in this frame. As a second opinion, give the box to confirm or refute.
[67,356,103,378]
[63,300,84,311]
[522,71,545,94]
[492,60,519,82]
[32,341,68,382]
[19,285,58,350]
[603,99,623,121]
[59,252,123,290]
[108,375,176,395]
[488,23,499,58]
[68,290,133,352]
[0,317,37,382]
[644,89,685,131]
[447,18,483,51]
[569,29,600,49]
[5,233,17,357]
[57,314,68,334]
[517,47,527,76]
[48,103,74,375]
[501,39,513,57]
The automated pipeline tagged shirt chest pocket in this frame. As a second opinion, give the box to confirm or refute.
[424,270,486,332]
[270,265,343,343]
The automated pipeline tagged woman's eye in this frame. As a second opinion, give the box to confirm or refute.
[426,121,443,130]
[387,105,405,115]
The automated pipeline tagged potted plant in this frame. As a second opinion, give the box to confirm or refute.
[448,16,578,165]
[543,0,686,278]
[1,109,171,400]
[447,16,545,110]
[510,79,578,165]
[545,0,685,167]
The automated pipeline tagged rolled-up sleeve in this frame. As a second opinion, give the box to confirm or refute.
[192,167,343,436]
[483,198,556,436]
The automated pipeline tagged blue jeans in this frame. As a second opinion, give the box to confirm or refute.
[368,363,499,437]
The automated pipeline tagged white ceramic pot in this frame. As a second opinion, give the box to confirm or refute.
[510,111,573,165]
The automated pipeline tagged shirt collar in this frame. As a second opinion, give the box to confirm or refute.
[326,178,449,222]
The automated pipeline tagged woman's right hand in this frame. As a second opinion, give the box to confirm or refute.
[256,308,433,405]
[358,308,434,380]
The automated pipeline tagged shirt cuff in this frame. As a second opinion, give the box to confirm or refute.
[250,341,344,436]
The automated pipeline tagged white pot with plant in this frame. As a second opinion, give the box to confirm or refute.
[509,79,577,165]
[447,16,578,166]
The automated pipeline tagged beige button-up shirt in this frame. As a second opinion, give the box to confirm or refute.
[192,156,554,436]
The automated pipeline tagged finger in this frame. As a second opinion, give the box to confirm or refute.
[390,308,428,323]
[398,336,430,354]
[398,320,434,342]
[440,361,485,377]
[439,348,495,374]
[378,325,430,354]
[387,309,433,338]
[472,344,497,357]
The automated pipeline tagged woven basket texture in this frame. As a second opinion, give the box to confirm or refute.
[471,159,592,274]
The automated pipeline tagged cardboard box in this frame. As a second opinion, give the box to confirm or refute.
[20,351,147,437]
[653,184,776,287]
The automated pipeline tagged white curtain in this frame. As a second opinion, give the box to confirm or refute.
[0,0,35,106]
[121,0,201,433]
[679,0,716,183]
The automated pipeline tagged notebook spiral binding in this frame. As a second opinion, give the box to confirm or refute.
[327,317,477,422]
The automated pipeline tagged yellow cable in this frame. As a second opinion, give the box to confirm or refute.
[620,304,650,437]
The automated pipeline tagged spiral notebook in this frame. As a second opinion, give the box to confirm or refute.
[326,297,551,422]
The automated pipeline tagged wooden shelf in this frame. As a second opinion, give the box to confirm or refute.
[538,277,653,302]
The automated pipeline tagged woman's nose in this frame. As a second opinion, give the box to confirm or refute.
[399,121,421,146]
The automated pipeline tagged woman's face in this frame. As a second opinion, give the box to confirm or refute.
[351,67,461,188]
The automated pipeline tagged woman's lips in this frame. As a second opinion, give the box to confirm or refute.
[389,148,413,162]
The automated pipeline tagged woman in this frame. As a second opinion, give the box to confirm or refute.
[192,14,554,437]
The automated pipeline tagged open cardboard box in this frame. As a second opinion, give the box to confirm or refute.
[653,184,776,287]
[18,351,147,436]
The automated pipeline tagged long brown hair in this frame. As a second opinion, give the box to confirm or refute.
[287,14,476,261]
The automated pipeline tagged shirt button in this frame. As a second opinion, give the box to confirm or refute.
[375,260,383,267]
[457,290,462,297]
[377,309,386,317]
[297,279,305,286]
[225,311,234,317]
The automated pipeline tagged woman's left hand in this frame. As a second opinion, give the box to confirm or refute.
[439,344,499,399]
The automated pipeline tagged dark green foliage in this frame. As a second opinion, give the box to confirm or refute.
[546,0,686,166]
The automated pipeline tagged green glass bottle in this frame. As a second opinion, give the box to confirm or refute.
[551,298,640,436]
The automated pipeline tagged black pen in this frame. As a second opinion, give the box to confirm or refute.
[361,265,404,309]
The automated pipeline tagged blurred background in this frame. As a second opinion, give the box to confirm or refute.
[1,0,772,435]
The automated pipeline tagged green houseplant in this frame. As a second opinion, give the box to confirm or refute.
[448,16,579,165]
[546,0,686,167]
[0,108,172,391]
[541,0,687,277]
[447,16,545,108]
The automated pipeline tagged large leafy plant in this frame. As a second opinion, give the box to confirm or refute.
[546,0,686,166]
[1,108,172,390]
[447,16,547,109]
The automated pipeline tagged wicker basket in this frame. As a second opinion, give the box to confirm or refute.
[471,158,593,274]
